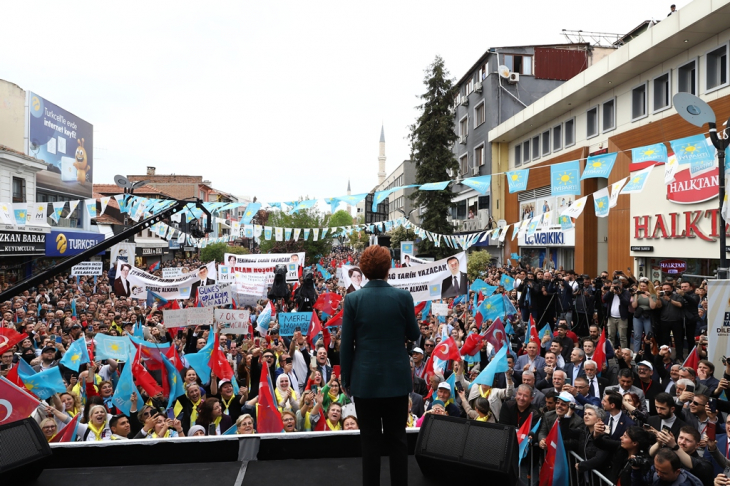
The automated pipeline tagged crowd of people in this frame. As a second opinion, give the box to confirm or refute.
[1,247,728,486]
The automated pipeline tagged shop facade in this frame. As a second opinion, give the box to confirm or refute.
[518,226,575,271]
[0,226,49,284]
[630,166,722,284]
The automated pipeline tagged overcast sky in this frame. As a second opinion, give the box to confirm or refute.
[0,1,684,205]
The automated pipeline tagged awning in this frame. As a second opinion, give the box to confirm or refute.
[97,224,115,240]
[451,189,479,203]
[134,237,168,248]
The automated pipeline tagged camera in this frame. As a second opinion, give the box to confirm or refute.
[627,455,652,467]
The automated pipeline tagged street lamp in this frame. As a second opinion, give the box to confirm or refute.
[673,93,730,271]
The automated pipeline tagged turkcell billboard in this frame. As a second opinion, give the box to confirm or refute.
[26,92,93,198]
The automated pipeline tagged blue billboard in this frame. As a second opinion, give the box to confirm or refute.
[27,92,94,198]
[45,230,104,257]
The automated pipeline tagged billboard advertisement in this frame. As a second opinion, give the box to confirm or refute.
[26,92,94,198]
[45,230,104,257]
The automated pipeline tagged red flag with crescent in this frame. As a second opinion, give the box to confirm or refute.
[432,337,461,362]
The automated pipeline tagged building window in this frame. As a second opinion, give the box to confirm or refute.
[514,144,522,167]
[586,106,598,139]
[460,154,469,175]
[678,59,697,95]
[522,140,531,163]
[12,177,26,203]
[602,98,616,132]
[532,135,540,161]
[564,118,575,147]
[474,101,486,128]
[553,124,562,151]
[459,116,468,138]
[705,44,728,92]
[504,54,533,75]
[541,130,550,156]
[631,83,648,121]
[474,144,484,167]
[479,63,488,80]
[653,72,671,113]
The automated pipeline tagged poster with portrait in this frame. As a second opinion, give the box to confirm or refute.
[556,194,575,213]
[340,265,369,293]
[224,252,304,283]
[519,201,536,221]
[113,260,216,300]
[388,252,467,302]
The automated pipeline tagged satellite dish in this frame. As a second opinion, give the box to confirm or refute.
[114,175,133,189]
[673,93,715,128]
[498,65,511,78]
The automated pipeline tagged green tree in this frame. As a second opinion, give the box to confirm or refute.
[467,250,492,281]
[258,203,331,265]
[408,56,459,259]
[327,210,353,228]
[200,242,248,264]
[389,226,417,252]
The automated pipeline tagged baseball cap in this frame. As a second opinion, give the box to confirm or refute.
[41,345,56,353]
[557,391,576,404]
[437,382,451,391]
[637,360,654,371]
[431,400,445,409]
[412,347,424,355]
[218,378,232,388]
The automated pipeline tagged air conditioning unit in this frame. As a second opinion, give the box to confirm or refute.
[478,209,490,228]
[508,72,520,84]
[461,96,469,106]
[475,82,483,93]
[472,166,479,176]
[459,135,467,144]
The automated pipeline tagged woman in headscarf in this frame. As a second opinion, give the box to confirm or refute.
[236,414,255,435]
[77,404,113,441]
[275,374,299,412]
[195,397,233,435]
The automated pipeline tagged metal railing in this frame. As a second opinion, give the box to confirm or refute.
[517,448,614,486]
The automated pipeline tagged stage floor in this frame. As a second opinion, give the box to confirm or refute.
[33,457,439,486]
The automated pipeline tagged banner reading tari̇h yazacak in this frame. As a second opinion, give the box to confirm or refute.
[112,260,216,300]
[384,252,467,302]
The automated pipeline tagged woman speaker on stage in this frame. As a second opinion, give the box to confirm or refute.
[340,245,420,486]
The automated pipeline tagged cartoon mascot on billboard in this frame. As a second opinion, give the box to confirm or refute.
[73,138,89,183]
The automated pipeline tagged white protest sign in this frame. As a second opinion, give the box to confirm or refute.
[162,267,183,279]
[385,252,467,302]
[234,272,267,296]
[215,309,251,334]
[197,284,232,307]
[432,303,449,317]
[186,307,215,326]
[71,262,103,276]
[163,309,189,328]
[234,293,262,308]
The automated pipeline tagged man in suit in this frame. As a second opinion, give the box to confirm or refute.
[340,246,420,486]
[535,351,562,384]
[190,264,215,299]
[312,346,333,384]
[113,263,132,297]
[564,348,586,386]
[648,392,688,442]
[522,371,547,409]
[441,256,468,299]
[515,341,546,381]
[584,359,608,399]
[605,368,648,413]
[601,391,635,440]
[542,369,568,397]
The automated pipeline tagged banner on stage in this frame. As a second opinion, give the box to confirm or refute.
[224,252,304,282]
[113,260,216,300]
[707,280,730,370]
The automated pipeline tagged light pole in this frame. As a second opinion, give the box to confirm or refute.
[673,93,730,272]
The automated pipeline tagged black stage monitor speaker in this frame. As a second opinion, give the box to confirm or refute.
[0,418,52,483]
[415,414,518,483]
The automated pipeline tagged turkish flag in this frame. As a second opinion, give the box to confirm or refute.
[313,292,342,316]
[528,316,540,344]
[131,348,163,398]
[484,318,507,352]
[325,308,343,327]
[460,333,484,357]
[164,345,184,372]
[414,301,427,316]
[49,413,80,442]
[0,328,28,355]
[209,333,235,381]
[256,358,284,433]
[432,337,461,362]
[307,312,322,350]
[683,346,700,371]
[0,376,42,426]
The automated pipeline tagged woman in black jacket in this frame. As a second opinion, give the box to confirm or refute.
[594,424,654,485]
[574,404,611,480]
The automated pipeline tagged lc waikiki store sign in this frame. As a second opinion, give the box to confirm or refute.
[630,167,723,258]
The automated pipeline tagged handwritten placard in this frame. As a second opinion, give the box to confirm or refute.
[278,312,313,337]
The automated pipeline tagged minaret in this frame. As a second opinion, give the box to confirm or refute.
[346,179,352,214]
[378,124,386,185]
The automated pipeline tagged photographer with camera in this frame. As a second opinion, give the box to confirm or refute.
[603,278,632,349]
[574,275,596,337]
[550,274,575,330]
[593,422,654,485]
[632,279,659,353]
[517,272,536,323]
[656,282,687,361]
[633,446,705,486]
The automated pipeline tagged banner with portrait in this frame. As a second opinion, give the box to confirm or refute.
[113,260,216,300]
[224,252,304,283]
[400,253,429,267]
[339,265,369,294]
[385,252,467,302]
